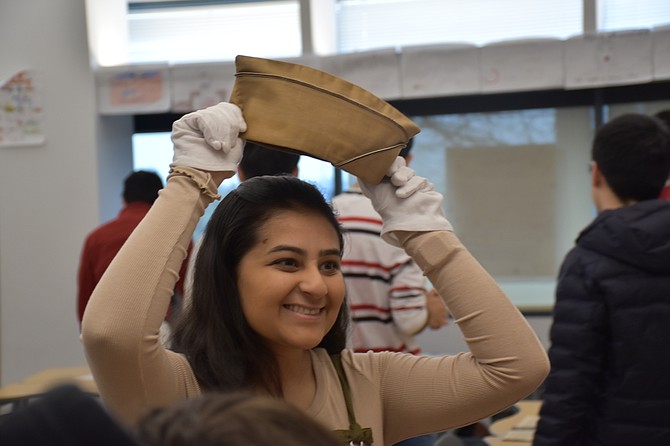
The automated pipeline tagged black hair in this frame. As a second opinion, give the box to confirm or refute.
[136,391,341,446]
[399,138,414,159]
[654,110,670,130]
[122,170,163,204]
[592,114,670,201]
[239,142,300,179]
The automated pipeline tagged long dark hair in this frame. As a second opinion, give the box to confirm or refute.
[172,175,349,396]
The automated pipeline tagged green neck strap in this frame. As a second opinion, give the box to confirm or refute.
[330,353,374,446]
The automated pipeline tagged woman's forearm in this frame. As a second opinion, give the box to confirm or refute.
[402,230,549,403]
[81,167,218,424]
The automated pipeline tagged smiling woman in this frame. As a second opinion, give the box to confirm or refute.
[173,176,349,401]
[81,100,549,446]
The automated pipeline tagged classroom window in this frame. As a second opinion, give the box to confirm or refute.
[87,1,670,66]
[335,0,583,53]
[132,132,337,241]
[598,0,670,32]
[127,1,301,64]
[404,107,596,308]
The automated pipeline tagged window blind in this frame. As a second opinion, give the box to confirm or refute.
[336,0,583,53]
[127,1,301,64]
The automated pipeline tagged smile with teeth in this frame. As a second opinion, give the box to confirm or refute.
[284,304,323,316]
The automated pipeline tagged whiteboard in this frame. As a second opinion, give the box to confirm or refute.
[446,146,557,278]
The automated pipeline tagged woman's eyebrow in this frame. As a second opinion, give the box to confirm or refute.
[268,245,304,255]
[320,248,341,257]
[267,245,340,257]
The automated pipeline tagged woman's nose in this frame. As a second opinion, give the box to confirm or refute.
[298,265,328,297]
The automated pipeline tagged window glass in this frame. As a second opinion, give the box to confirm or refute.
[127,1,301,64]
[132,132,174,182]
[119,1,670,66]
[399,107,595,308]
[606,99,670,120]
[599,0,670,32]
[132,132,337,241]
[336,0,583,53]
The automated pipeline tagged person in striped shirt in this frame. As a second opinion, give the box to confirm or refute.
[332,140,449,355]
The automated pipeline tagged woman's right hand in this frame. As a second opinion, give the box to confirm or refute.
[171,102,247,177]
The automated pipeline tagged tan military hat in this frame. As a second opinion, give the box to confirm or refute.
[229,55,420,184]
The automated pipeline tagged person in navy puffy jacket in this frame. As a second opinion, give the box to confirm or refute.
[533,114,670,446]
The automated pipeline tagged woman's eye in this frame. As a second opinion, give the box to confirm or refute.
[274,258,299,269]
[321,260,341,274]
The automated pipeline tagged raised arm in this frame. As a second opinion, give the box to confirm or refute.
[81,103,246,425]
[358,158,550,441]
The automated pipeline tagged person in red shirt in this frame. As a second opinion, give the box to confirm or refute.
[77,170,190,329]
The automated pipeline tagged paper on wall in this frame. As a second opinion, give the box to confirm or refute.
[0,69,46,148]
[652,25,670,81]
[480,38,564,93]
[96,64,171,114]
[400,43,480,98]
[564,29,653,89]
[319,49,402,100]
[170,62,236,113]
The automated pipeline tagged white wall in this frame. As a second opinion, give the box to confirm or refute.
[0,0,133,385]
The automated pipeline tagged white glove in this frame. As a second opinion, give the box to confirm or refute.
[359,157,453,247]
[171,102,247,172]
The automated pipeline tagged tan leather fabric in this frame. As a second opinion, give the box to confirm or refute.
[229,55,421,183]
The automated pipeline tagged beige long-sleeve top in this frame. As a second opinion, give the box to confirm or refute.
[82,166,549,445]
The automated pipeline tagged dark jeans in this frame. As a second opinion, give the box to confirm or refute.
[394,433,438,446]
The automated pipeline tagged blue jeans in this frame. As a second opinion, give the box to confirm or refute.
[393,433,438,446]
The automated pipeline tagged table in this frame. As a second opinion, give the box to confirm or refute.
[485,400,542,445]
[0,366,96,410]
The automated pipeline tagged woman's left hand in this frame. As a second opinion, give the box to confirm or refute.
[359,157,452,247]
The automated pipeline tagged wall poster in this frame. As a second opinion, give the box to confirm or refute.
[0,69,45,148]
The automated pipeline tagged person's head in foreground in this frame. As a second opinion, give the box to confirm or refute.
[136,391,341,446]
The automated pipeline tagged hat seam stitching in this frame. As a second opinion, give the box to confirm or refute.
[235,71,411,139]
[335,143,406,167]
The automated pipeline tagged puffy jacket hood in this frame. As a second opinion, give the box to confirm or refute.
[577,199,670,275]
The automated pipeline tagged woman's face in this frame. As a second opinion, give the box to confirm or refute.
[237,209,345,354]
